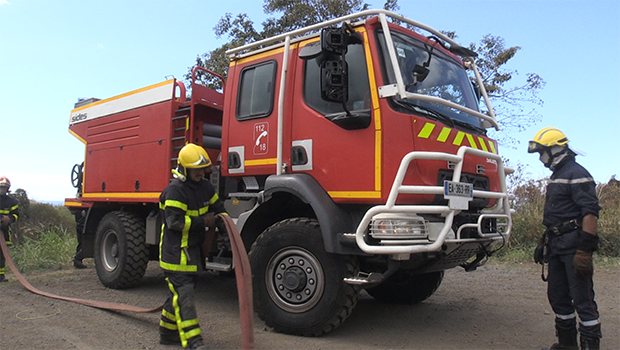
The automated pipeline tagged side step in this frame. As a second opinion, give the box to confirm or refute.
[204,257,233,272]
[343,272,384,285]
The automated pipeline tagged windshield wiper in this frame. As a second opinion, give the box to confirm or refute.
[451,118,486,135]
[392,99,454,128]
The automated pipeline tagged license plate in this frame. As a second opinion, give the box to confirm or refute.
[444,180,473,198]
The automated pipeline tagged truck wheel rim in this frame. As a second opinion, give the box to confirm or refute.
[266,247,324,313]
[101,229,119,272]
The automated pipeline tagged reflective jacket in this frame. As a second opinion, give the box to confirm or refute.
[0,194,19,245]
[543,157,600,256]
[159,178,227,273]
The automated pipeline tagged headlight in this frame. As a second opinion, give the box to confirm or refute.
[370,215,428,239]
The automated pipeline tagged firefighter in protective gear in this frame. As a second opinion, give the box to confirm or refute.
[158,144,228,349]
[528,128,602,350]
[0,176,19,283]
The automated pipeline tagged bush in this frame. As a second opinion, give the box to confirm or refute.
[502,175,620,259]
[11,226,77,273]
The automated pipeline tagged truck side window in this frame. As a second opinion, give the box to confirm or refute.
[237,60,277,120]
[303,44,370,115]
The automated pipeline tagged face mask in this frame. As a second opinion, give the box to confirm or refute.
[0,187,7,196]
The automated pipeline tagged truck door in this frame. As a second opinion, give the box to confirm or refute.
[290,33,380,203]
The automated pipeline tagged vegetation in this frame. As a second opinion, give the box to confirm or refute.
[6,196,78,273]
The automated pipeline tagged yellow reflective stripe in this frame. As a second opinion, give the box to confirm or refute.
[477,136,489,152]
[437,127,451,142]
[489,140,497,154]
[0,267,5,274]
[162,309,176,322]
[209,193,219,205]
[159,260,197,272]
[186,206,209,216]
[453,131,465,146]
[466,134,478,149]
[159,320,178,330]
[179,318,199,329]
[185,328,202,340]
[164,200,187,211]
[417,122,435,139]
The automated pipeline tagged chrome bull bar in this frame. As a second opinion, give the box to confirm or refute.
[355,146,512,255]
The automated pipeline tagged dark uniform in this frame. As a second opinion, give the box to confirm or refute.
[0,193,19,282]
[544,157,601,341]
[158,177,227,348]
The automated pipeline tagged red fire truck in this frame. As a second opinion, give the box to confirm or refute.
[65,10,512,336]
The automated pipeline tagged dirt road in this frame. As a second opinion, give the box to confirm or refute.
[0,261,618,349]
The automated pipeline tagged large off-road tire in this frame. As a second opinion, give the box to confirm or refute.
[366,270,444,304]
[249,218,359,336]
[94,211,149,289]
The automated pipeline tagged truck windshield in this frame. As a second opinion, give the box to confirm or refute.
[377,30,482,130]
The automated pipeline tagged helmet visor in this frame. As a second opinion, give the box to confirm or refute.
[528,141,544,154]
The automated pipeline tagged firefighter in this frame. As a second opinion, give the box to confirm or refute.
[0,176,19,283]
[528,127,601,350]
[72,210,87,269]
[158,143,227,350]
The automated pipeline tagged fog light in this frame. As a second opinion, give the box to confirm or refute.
[370,214,428,239]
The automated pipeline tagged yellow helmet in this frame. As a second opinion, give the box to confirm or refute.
[528,127,569,153]
[178,143,212,169]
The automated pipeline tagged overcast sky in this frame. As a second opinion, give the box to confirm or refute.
[1,0,618,202]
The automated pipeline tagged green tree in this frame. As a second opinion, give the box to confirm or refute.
[468,35,545,148]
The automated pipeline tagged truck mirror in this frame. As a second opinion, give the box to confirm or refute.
[321,59,348,103]
[299,42,323,60]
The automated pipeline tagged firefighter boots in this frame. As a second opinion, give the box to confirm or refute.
[545,328,578,350]
[187,336,208,350]
[0,274,7,282]
[72,258,87,269]
[579,336,600,350]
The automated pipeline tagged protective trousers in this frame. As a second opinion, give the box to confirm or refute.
[547,253,601,339]
[0,228,11,278]
[160,272,202,348]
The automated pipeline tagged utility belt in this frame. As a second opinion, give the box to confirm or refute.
[546,219,581,236]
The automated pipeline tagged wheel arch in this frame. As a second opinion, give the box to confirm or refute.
[239,174,362,254]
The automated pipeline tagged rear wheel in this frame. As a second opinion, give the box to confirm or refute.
[94,211,149,289]
[249,218,359,336]
[366,270,444,304]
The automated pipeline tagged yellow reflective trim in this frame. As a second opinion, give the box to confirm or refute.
[164,200,188,211]
[245,158,277,166]
[81,192,161,199]
[328,191,382,198]
[375,130,382,191]
[466,134,478,149]
[453,131,465,146]
[478,137,489,152]
[185,328,202,340]
[489,140,497,154]
[162,309,176,322]
[160,320,178,330]
[179,319,199,329]
[417,122,435,139]
[159,260,197,272]
[209,193,219,205]
[437,127,451,142]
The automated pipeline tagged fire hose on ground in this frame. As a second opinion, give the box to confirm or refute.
[0,213,254,350]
